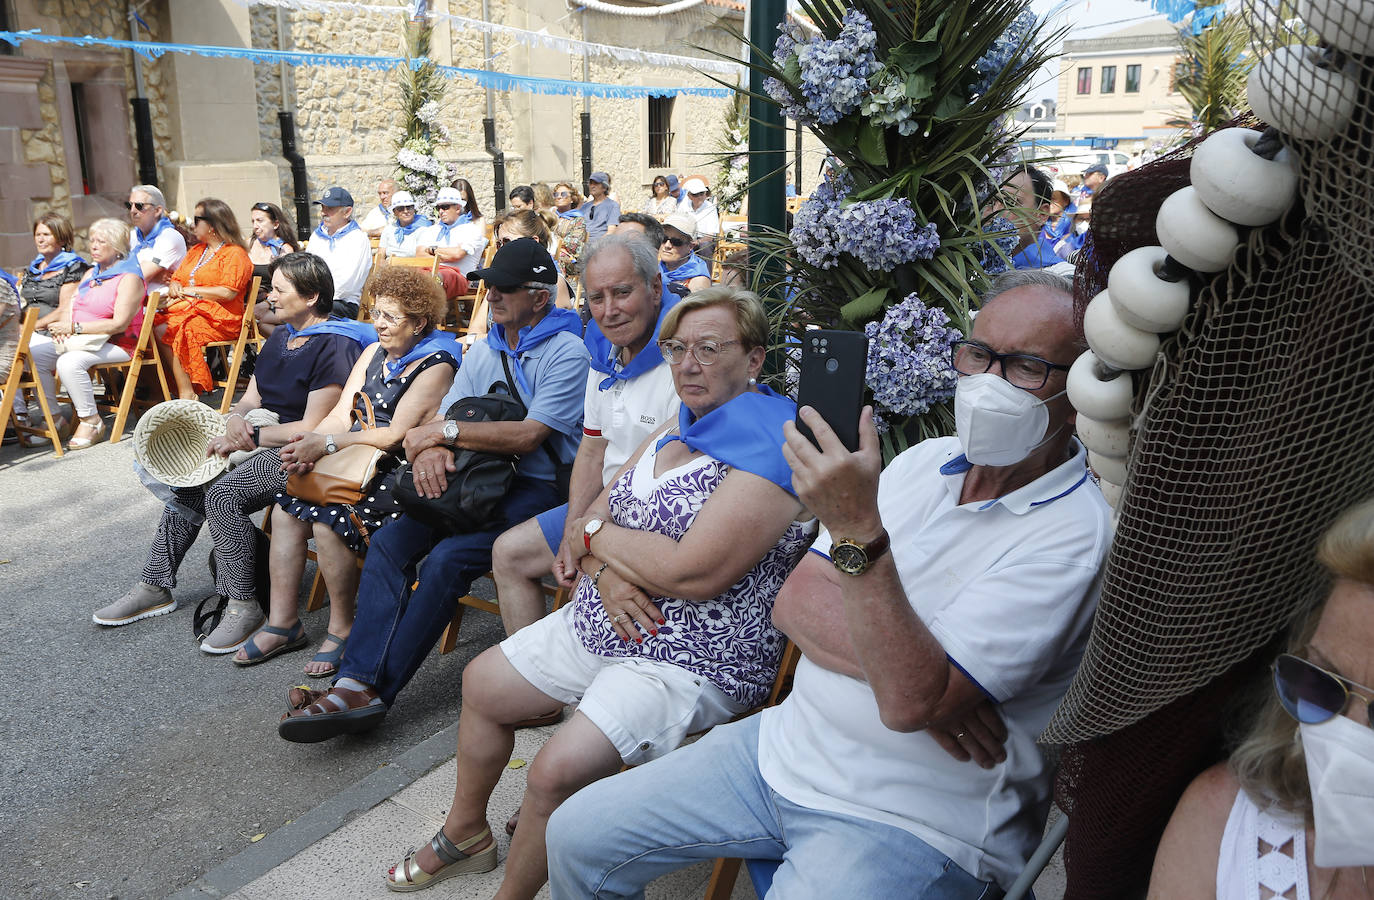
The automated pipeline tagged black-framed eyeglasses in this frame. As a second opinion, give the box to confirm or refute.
[435,203,457,211]
[194,215,209,226]
[124,201,154,212]
[951,339,1071,391]
[659,339,740,366]
[393,205,416,213]
[1273,653,1374,730]
[662,235,689,248]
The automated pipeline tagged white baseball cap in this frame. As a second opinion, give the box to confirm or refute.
[683,178,708,195]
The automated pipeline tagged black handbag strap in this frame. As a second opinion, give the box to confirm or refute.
[498,351,566,469]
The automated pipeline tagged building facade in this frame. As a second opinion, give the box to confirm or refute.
[1055,20,1184,143]
[0,0,772,271]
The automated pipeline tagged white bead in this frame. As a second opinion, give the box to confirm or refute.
[1067,350,1134,422]
[1156,187,1240,273]
[1108,247,1192,333]
[1247,46,1358,142]
[1089,450,1128,486]
[1190,128,1298,227]
[1076,414,1132,458]
[1298,0,1374,54]
[1084,291,1161,371]
[1098,478,1123,508]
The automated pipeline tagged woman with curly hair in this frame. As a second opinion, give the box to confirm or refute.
[252,265,461,677]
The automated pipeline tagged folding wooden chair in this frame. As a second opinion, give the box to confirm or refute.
[711,240,747,283]
[785,195,805,215]
[719,214,747,239]
[202,276,264,413]
[0,307,65,456]
[438,574,569,654]
[386,255,440,274]
[91,290,171,444]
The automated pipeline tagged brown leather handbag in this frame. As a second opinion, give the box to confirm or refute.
[286,393,388,506]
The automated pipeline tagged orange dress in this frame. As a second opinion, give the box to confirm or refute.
[156,242,252,393]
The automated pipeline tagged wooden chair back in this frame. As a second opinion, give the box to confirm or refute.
[0,307,65,456]
[91,290,171,444]
[202,276,264,413]
[711,240,747,283]
[786,195,805,215]
[386,255,440,274]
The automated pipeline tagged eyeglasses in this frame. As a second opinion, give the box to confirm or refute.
[393,205,416,213]
[662,235,690,248]
[951,339,1071,391]
[124,201,154,212]
[659,339,740,366]
[495,236,522,248]
[553,191,571,198]
[369,308,409,326]
[435,203,457,211]
[194,216,209,226]
[1273,653,1374,730]
[252,202,274,213]
[653,181,667,188]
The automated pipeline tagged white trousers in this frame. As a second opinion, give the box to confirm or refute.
[26,334,131,418]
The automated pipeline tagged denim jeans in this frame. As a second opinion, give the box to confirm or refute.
[546,716,1001,900]
[337,476,560,706]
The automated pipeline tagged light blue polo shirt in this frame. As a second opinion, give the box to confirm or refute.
[439,332,590,481]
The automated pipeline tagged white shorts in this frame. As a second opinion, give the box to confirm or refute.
[501,604,747,765]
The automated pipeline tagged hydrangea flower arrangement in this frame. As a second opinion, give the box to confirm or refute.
[393,19,451,216]
[743,0,1061,449]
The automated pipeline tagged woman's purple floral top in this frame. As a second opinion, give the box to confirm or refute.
[571,445,815,708]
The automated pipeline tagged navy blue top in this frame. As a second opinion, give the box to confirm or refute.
[254,327,363,423]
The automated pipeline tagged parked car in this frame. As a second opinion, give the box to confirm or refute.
[1044,150,1132,180]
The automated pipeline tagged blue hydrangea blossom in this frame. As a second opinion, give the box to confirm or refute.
[864,294,964,425]
[766,11,879,126]
[969,11,1037,97]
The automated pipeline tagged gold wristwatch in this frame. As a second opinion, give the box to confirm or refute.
[830,529,891,576]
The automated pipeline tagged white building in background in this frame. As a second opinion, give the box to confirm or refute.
[1055,20,1184,145]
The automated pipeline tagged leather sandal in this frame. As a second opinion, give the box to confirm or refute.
[277,684,386,743]
[505,806,521,837]
[287,684,329,711]
[66,417,106,451]
[233,621,308,667]
[304,633,347,679]
[386,826,497,892]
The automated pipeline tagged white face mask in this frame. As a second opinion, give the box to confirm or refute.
[1074,220,1090,235]
[1301,715,1374,867]
[954,373,1063,466]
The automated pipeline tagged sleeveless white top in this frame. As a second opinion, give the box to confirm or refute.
[1217,789,1310,900]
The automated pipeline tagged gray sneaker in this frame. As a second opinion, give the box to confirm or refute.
[93,583,176,626]
[199,599,265,654]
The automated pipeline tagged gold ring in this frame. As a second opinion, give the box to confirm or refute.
[612,613,628,624]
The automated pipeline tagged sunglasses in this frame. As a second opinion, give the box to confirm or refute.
[124,201,154,212]
[1273,653,1374,728]
[662,235,689,248]
[194,215,209,226]
[252,202,274,213]
[435,203,457,211]
[553,191,571,198]
[393,205,416,213]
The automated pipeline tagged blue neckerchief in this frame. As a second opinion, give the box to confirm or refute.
[391,214,431,244]
[263,237,285,256]
[664,253,709,283]
[435,221,456,244]
[1012,236,1067,270]
[486,307,584,396]
[0,269,18,293]
[379,203,390,219]
[27,250,82,277]
[1064,229,1088,253]
[283,315,378,348]
[312,219,360,251]
[455,211,473,225]
[557,208,583,219]
[583,283,679,391]
[380,329,462,383]
[1041,217,1071,243]
[76,256,144,297]
[655,386,798,496]
[132,216,174,257]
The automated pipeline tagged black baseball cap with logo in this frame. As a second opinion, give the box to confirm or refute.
[468,238,558,290]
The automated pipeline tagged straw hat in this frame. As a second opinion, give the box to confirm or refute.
[134,400,229,488]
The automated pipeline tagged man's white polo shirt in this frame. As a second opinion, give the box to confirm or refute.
[757,435,1111,889]
[417,220,488,278]
[581,361,679,484]
[305,224,373,306]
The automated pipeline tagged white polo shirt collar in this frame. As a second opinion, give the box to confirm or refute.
[937,438,1090,514]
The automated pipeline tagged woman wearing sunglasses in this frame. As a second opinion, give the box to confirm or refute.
[247,201,301,336]
[642,176,676,220]
[155,198,253,400]
[550,182,589,300]
[1149,499,1374,898]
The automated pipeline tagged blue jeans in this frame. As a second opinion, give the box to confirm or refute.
[546,716,1001,899]
[338,476,560,706]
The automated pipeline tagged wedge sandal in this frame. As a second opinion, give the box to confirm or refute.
[386,826,497,892]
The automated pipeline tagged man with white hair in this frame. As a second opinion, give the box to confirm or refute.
[126,184,187,296]
[416,185,484,300]
[305,185,373,318]
[360,178,399,237]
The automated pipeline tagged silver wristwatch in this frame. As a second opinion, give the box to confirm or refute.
[443,420,460,445]
[324,434,338,455]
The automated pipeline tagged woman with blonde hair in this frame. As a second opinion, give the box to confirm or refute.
[26,217,146,449]
[551,182,589,301]
[155,197,253,399]
[1148,499,1374,899]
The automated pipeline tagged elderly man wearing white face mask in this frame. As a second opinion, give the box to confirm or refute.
[546,268,1112,899]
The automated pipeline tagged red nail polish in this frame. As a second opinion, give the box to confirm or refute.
[650,629,658,637]
[635,637,643,644]
[657,618,666,626]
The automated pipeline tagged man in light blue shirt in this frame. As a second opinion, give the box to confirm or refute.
[278,239,590,743]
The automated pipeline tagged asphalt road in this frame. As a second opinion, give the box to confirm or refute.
[0,432,504,899]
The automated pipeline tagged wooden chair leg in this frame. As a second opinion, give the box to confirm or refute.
[305,568,329,612]
[439,603,466,654]
[703,858,742,900]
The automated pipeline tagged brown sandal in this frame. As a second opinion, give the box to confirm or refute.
[277,684,385,743]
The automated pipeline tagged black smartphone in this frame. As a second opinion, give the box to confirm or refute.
[795,329,868,452]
